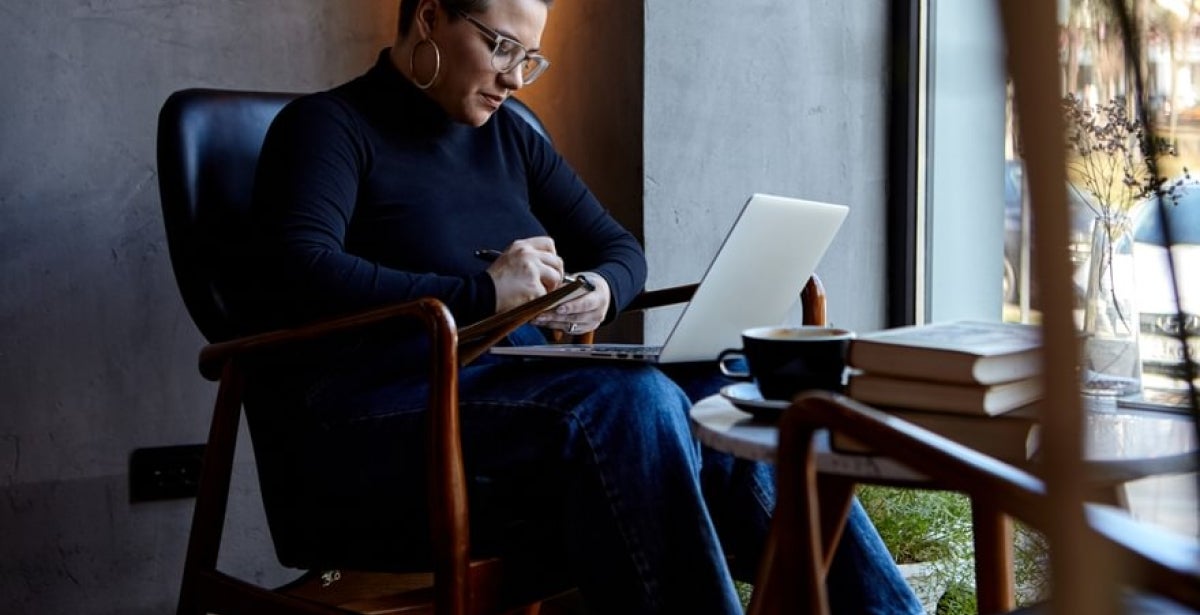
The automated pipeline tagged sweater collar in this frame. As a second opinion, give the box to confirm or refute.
[366,48,453,130]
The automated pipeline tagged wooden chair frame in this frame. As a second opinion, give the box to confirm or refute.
[752,391,1200,615]
[179,298,531,615]
[175,279,826,615]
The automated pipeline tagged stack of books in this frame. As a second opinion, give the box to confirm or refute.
[834,320,1044,463]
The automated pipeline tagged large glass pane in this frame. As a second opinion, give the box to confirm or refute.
[1004,0,1200,394]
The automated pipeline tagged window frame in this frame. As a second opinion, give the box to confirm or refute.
[889,0,1008,325]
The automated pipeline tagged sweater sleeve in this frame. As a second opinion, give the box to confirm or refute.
[249,95,495,329]
[507,113,648,318]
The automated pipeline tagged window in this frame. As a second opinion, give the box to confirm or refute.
[885,1,1007,326]
[1007,1,1200,392]
[895,0,1199,393]
[900,0,1198,539]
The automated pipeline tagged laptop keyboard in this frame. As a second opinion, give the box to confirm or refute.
[587,344,661,356]
[552,344,662,358]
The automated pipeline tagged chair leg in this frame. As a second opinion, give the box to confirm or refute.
[748,420,829,615]
[178,364,246,615]
[972,501,1016,614]
[816,476,856,573]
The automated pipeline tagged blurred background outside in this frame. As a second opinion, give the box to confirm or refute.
[1004,0,1200,392]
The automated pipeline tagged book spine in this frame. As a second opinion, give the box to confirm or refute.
[847,380,994,415]
[847,348,982,384]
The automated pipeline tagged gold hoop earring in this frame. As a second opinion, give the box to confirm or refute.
[410,38,441,90]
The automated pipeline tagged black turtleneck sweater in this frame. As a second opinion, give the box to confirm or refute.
[246,50,646,332]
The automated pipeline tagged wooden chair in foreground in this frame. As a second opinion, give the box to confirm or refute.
[159,87,828,615]
[752,391,1200,615]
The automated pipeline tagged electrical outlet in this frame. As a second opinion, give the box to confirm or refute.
[129,444,206,502]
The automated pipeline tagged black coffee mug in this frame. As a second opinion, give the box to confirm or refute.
[717,326,855,400]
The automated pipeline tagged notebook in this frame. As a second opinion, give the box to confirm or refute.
[490,193,850,363]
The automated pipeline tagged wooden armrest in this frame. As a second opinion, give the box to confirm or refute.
[624,283,699,312]
[781,391,1049,525]
[801,275,826,327]
[621,274,827,326]
[194,297,483,607]
[199,298,473,601]
[548,274,828,348]
[198,298,456,381]
[1074,453,1200,489]
[200,276,597,378]
[1086,504,1200,608]
[547,282,701,345]
[548,281,704,345]
[769,392,1200,613]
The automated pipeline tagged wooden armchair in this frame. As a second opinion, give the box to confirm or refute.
[158,87,828,615]
[158,88,583,615]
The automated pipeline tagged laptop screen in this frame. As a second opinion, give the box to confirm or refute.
[656,194,849,363]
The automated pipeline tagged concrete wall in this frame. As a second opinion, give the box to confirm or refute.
[0,1,395,612]
[644,0,892,338]
[0,0,892,612]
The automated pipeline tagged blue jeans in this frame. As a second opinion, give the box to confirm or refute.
[244,326,923,614]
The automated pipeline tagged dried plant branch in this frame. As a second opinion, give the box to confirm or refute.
[1062,94,1182,219]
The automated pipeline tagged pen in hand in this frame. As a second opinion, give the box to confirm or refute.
[474,248,588,289]
[474,249,503,262]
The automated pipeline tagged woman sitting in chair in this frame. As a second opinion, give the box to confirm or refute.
[241,0,923,612]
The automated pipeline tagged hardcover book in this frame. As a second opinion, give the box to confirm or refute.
[847,320,1042,385]
[846,372,1043,416]
[830,403,1041,463]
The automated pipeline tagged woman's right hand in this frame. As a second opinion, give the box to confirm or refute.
[487,236,565,313]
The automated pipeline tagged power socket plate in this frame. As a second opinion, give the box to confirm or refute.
[129,444,205,502]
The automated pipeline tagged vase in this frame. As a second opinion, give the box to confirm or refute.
[1079,213,1142,396]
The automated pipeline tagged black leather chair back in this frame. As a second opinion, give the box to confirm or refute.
[156,88,549,343]
[157,89,298,343]
[506,96,551,142]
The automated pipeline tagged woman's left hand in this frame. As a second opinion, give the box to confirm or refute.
[533,273,611,335]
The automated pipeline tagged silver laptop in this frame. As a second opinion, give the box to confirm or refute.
[490,193,850,363]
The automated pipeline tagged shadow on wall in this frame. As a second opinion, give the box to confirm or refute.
[0,1,395,612]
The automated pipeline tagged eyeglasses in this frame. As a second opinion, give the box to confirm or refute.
[458,11,550,85]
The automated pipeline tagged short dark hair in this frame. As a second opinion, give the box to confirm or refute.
[397,0,552,36]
